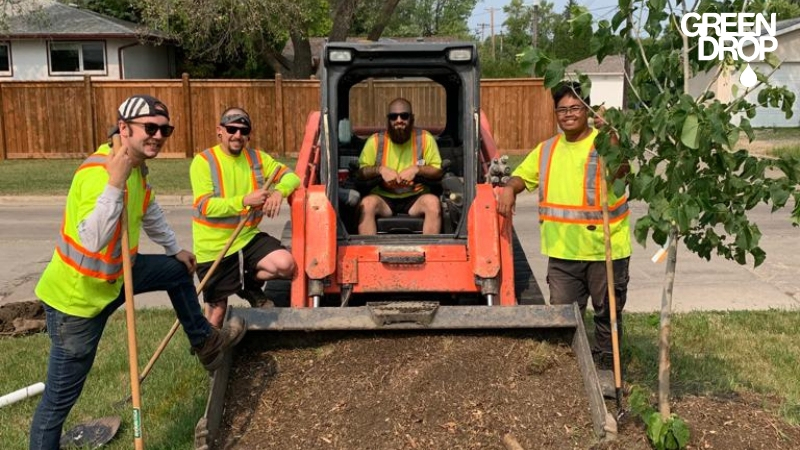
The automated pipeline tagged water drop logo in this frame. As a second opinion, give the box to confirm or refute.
[740,64,757,88]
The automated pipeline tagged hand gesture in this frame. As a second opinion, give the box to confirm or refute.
[173,249,198,274]
[397,165,420,186]
[243,189,270,208]
[496,186,517,218]
[261,190,283,218]
[106,135,133,189]
[379,166,401,188]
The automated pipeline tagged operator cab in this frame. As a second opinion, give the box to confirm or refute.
[320,42,481,239]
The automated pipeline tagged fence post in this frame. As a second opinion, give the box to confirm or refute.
[274,72,285,156]
[0,82,5,160]
[84,75,96,152]
[182,73,194,158]
[368,78,375,121]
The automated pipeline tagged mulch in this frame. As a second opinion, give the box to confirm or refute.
[215,331,800,450]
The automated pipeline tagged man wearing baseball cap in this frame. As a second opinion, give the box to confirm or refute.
[30,95,246,449]
[191,106,300,327]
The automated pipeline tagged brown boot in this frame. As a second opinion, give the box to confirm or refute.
[192,316,247,372]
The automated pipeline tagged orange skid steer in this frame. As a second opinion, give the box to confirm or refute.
[195,42,616,447]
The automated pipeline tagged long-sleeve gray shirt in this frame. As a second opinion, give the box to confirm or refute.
[77,184,182,255]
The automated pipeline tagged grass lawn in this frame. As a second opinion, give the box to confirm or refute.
[1,310,799,449]
[0,157,296,196]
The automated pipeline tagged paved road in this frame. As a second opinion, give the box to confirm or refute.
[1,194,798,312]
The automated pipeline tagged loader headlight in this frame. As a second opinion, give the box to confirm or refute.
[447,48,473,62]
[328,49,353,63]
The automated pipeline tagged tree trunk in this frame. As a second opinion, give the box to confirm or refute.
[367,0,402,41]
[289,32,314,79]
[658,226,679,419]
[329,0,359,42]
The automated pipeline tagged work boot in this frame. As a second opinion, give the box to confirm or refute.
[192,316,247,372]
[237,284,274,308]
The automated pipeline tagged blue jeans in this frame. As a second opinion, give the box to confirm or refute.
[29,254,212,450]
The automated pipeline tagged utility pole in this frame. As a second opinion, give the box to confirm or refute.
[487,7,497,59]
[478,23,488,42]
[530,0,541,76]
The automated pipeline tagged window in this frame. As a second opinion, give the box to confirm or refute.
[0,43,10,76]
[49,42,106,74]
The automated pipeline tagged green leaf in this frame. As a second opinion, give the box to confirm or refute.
[543,60,566,89]
[680,114,700,150]
[764,52,781,69]
[670,416,691,446]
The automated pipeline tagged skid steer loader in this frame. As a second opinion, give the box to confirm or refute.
[195,41,617,448]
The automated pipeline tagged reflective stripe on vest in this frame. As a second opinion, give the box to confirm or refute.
[54,155,144,280]
[538,135,629,224]
[193,147,266,229]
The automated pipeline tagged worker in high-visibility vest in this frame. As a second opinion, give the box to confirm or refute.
[30,95,246,450]
[498,82,631,374]
[191,107,300,328]
[357,98,443,234]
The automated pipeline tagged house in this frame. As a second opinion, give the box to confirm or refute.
[566,55,625,109]
[0,0,175,80]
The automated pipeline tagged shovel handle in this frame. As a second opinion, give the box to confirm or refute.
[113,135,146,449]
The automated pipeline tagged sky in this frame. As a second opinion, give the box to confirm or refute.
[469,0,619,38]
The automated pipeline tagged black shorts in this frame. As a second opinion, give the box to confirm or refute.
[196,232,284,304]
[384,194,422,215]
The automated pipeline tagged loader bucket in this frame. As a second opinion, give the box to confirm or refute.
[194,304,617,449]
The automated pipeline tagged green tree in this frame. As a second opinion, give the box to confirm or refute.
[135,0,402,79]
[384,0,478,38]
[523,0,800,442]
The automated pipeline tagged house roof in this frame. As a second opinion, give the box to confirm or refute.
[566,55,624,75]
[1,0,168,40]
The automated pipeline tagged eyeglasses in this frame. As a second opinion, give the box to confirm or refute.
[554,105,585,116]
[127,122,175,137]
[387,112,411,121]
[222,125,252,136]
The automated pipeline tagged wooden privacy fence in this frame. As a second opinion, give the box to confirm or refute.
[0,75,555,160]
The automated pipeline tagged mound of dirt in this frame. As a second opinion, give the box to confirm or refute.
[217,332,800,450]
[0,300,46,336]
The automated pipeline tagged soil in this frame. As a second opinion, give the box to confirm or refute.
[216,332,800,450]
[0,300,45,336]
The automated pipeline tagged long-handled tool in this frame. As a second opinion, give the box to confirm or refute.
[134,166,280,387]
[599,157,625,420]
[120,199,145,449]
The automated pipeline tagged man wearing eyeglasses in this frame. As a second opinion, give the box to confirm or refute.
[190,107,300,327]
[497,82,632,377]
[356,98,443,234]
[30,95,246,449]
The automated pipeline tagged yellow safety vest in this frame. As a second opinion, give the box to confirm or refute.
[361,128,440,198]
[535,131,632,260]
[191,146,291,263]
[35,144,149,318]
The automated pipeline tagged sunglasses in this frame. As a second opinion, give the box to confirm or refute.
[127,122,175,137]
[387,112,411,121]
[222,125,252,136]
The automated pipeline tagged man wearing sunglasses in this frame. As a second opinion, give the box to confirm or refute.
[497,82,631,384]
[190,107,300,327]
[30,95,246,449]
[356,98,443,234]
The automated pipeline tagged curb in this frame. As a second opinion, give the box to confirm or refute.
[0,195,193,207]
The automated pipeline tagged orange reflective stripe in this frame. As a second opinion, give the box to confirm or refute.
[538,134,629,224]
